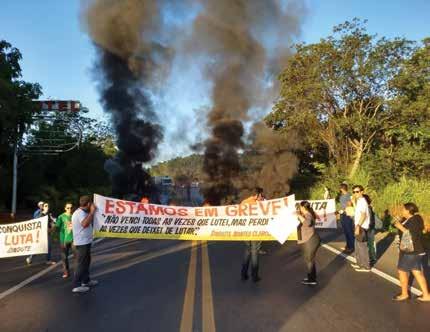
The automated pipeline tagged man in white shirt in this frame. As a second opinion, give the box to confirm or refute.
[351,185,371,271]
[72,195,98,293]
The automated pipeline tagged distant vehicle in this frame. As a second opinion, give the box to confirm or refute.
[153,176,173,187]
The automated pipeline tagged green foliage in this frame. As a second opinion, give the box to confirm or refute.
[372,178,430,218]
[1,109,114,214]
[267,18,418,179]
[0,40,42,165]
[150,154,204,184]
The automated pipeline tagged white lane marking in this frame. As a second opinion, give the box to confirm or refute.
[0,238,104,301]
[321,243,422,296]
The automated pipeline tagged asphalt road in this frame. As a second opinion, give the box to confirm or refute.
[1,237,429,332]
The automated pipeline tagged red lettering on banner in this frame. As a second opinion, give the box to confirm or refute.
[204,207,218,217]
[178,208,188,217]
[258,201,270,216]
[238,204,248,216]
[226,205,236,216]
[164,207,176,215]
[105,199,115,214]
[248,204,258,216]
[116,201,126,214]
[271,200,282,215]
[5,233,34,245]
[149,205,164,215]
[136,204,148,214]
[124,201,136,214]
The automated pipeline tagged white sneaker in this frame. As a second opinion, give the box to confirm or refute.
[82,280,98,287]
[350,263,360,269]
[72,286,90,293]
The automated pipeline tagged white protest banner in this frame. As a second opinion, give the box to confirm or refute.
[0,216,48,258]
[94,194,299,244]
[296,199,337,228]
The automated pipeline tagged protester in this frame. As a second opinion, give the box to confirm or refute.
[26,201,44,265]
[56,202,74,278]
[338,184,354,253]
[392,203,430,302]
[33,201,44,219]
[297,201,321,285]
[72,195,98,293]
[363,194,377,265]
[240,187,264,283]
[323,186,330,199]
[350,185,371,272]
[26,202,56,265]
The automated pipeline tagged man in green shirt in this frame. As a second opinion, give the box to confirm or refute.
[56,202,74,278]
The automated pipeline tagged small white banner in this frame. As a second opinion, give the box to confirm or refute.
[0,216,48,258]
[296,199,337,229]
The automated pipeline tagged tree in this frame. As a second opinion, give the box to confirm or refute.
[150,154,204,184]
[266,19,416,179]
[15,112,114,211]
[382,38,430,178]
[0,40,42,167]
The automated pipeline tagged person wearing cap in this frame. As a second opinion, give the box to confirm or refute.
[33,201,44,219]
[26,201,43,265]
[26,202,56,265]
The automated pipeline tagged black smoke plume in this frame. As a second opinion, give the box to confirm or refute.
[82,0,172,199]
[187,0,305,203]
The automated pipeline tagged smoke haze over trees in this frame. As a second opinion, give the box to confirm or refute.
[81,0,306,202]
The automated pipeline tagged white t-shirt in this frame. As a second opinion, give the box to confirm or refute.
[72,208,93,246]
[354,197,370,230]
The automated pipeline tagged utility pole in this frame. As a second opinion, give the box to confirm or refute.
[11,126,20,218]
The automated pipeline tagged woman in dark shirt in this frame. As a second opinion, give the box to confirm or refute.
[297,201,321,285]
[392,203,430,302]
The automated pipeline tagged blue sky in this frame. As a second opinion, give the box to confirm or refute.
[1,0,429,161]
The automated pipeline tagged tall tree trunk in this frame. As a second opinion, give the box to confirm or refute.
[348,139,364,179]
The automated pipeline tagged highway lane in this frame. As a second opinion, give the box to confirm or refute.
[0,238,429,332]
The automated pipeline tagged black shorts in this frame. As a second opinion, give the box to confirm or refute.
[397,252,424,272]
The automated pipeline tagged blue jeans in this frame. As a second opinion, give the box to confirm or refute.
[340,214,355,250]
[46,235,52,261]
[367,229,376,263]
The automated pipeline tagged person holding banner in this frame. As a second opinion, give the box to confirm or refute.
[72,196,98,293]
[338,184,354,254]
[56,202,74,278]
[26,202,56,265]
[297,201,321,285]
[33,201,44,219]
[351,185,371,272]
[241,187,264,283]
